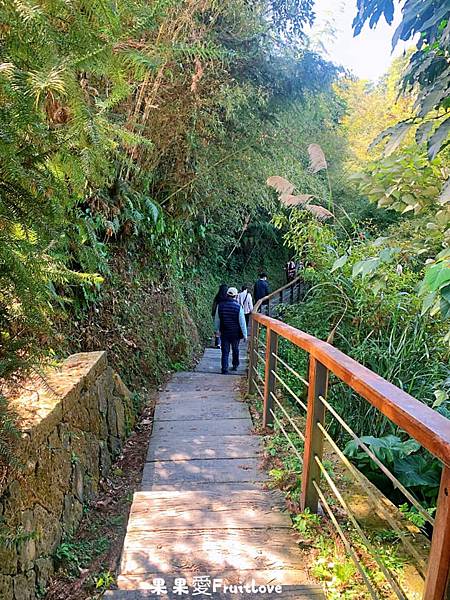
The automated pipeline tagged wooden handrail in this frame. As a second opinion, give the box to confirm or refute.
[253,275,303,313]
[252,312,450,467]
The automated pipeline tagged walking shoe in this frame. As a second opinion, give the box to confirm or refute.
[221,370,228,375]
[231,366,238,372]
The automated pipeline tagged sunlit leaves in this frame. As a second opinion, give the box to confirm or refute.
[27,67,67,107]
[353,0,450,158]
[356,146,448,218]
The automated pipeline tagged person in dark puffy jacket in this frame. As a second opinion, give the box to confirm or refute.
[211,284,228,348]
[214,287,247,374]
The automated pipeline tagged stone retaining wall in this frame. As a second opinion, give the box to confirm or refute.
[0,352,135,600]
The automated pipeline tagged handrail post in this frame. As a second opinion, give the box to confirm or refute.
[423,465,450,600]
[290,283,294,304]
[263,328,278,429]
[301,356,328,513]
[248,318,259,395]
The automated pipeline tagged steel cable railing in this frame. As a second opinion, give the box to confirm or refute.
[318,393,435,528]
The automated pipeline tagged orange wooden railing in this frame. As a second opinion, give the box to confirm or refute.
[248,279,450,600]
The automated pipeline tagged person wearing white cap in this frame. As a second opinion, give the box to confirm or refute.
[214,287,248,374]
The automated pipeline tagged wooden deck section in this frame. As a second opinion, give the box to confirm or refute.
[107,344,323,599]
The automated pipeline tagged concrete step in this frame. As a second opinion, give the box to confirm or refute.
[119,528,309,577]
[126,489,289,532]
[153,397,250,421]
[150,417,253,439]
[140,481,265,492]
[141,457,266,489]
[157,389,241,404]
[165,372,242,393]
[146,434,261,461]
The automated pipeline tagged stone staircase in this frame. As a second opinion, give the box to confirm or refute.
[105,341,323,599]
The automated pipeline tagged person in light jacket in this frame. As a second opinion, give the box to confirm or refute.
[238,285,253,327]
[214,287,247,374]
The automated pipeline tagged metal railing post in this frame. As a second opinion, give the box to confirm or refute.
[248,318,259,395]
[279,290,283,305]
[423,465,450,600]
[301,356,329,513]
[263,328,278,429]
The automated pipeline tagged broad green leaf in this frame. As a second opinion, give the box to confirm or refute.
[433,389,447,408]
[394,456,441,488]
[441,284,450,303]
[421,291,437,315]
[331,254,348,272]
[440,297,450,320]
[384,122,412,156]
[428,116,450,160]
[424,264,450,291]
[352,258,381,278]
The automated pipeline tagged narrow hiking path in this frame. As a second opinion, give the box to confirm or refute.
[106,340,323,599]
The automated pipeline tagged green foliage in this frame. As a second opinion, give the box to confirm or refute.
[344,435,441,504]
[94,570,115,591]
[54,537,109,577]
[0,393,20,493]
[351,142,450,329]
[0,522,37,549]
[354,148,448,217]
[292,508,321,535]
[0,0,345,505]
[273,163,449,506]
[352,0,450,158]
[0,0,341,386]
[399,503,436,529]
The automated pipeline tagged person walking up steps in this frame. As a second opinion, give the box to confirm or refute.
[238,284,253,327]
[214,287,247,374]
